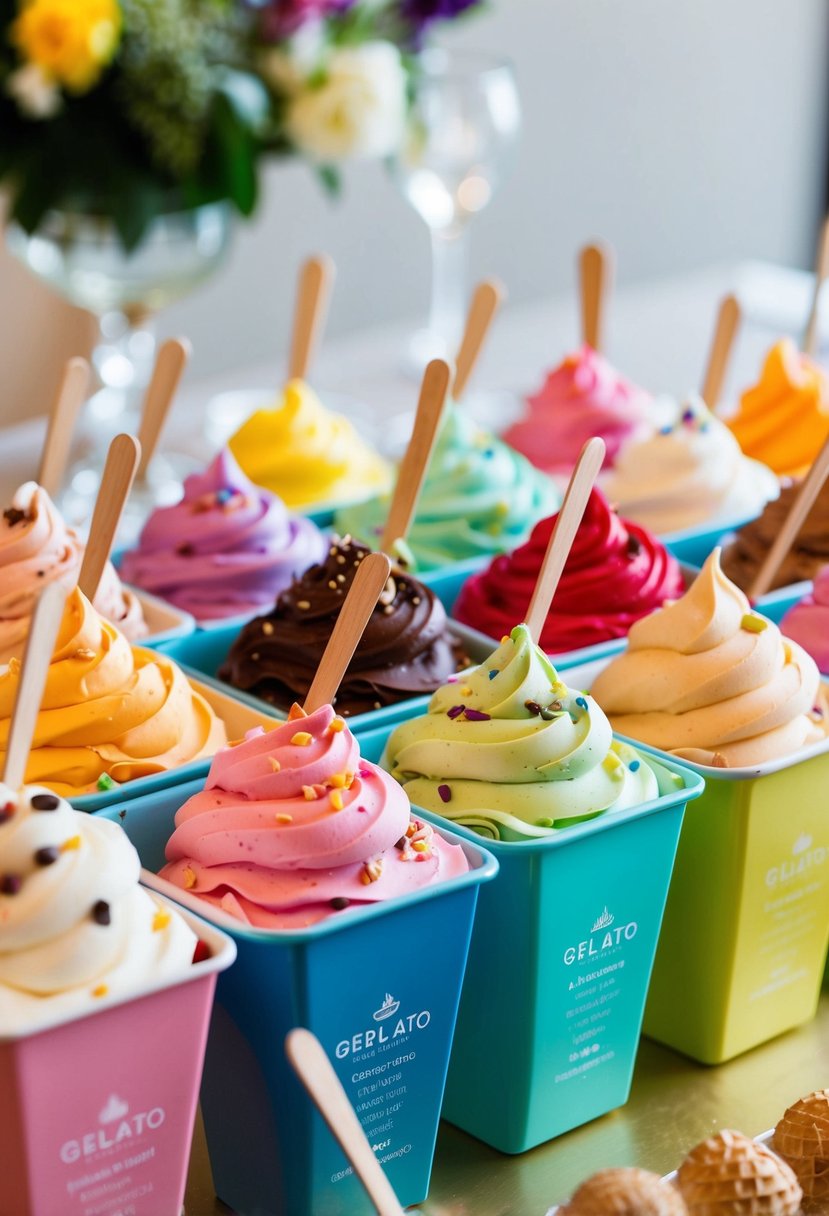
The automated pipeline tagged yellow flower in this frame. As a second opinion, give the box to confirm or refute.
[11,0,121,94]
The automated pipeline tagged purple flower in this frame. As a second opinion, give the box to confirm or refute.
[400,0,482,31]
[253,0,355,41]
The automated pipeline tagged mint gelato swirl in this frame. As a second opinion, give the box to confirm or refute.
[335,406,559,572]
[384,624,658,841]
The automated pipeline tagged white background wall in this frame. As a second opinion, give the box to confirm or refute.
[2,0,828,417]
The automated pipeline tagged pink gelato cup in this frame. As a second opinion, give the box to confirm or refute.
[0,891,235,1216]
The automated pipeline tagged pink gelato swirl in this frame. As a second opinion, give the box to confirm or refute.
[121,449,328,622]
[0,482,146,663]
[161,705,469,929]
[503,344,651,473]
[781,567,829,674]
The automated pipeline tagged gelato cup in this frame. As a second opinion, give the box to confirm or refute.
[0,890,235,1216]
[566,649,829,1064]
[359,722,702,1153]
[101,780,497,1216]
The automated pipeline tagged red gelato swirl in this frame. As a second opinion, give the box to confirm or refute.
[454,489,686,653]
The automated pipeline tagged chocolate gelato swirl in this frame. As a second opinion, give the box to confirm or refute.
[219,538,466,716]
[721,478,829,592]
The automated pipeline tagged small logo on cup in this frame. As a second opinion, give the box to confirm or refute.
[98,1094,129,1125]
[373,993,400,1022]
[591,907,614,933]
[793,834,813,856]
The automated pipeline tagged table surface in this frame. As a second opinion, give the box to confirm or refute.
[184,992,829,1214]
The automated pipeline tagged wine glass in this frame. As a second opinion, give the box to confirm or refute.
[5,203,233,527]
[389,49,521,371]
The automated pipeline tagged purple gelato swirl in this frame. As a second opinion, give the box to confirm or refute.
[121,449,328,623]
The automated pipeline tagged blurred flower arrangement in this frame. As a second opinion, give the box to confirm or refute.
[0,0,482,250]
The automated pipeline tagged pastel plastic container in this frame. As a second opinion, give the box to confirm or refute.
[662,512,761,567]
[155,620,493,735]
[360,725,703,1154]
[105,783,497,1216]
[0,891,235,1216]
[71,678,277,814]
[566,654,829,1065]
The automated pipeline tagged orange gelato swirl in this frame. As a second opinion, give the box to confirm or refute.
[0,589,227,796]
[728,339,829,477]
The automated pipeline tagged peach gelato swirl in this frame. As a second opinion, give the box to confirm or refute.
[0,481,147,663]
[592,550,828,767]
[728,339,829,478]
[0,589,227,796]
[161,705,468,930]
[0,783,196,1034]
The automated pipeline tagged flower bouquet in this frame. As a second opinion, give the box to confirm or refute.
[0,0,483,251]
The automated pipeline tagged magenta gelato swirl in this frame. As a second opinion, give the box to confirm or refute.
[0,482,146,663]
[121,449,328,622]
[161,705,469,929]
[503,344,651,474]
[781,568,829,674]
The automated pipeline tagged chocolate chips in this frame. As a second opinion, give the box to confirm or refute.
[92,900,111,925]
[34,846,60,866]
[3,507,28,528]
[0,874,22,895]
[31,793,59,812]
[626,534,642,557]
[176,543,195,556]
[330,897,350,910]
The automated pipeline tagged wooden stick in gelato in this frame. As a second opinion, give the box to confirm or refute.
[579,241,614,353]
[3,581,68,791]
[453,278,504,402]
[37,356,90,497]
[78,433,141,603]
[700,294,741,411]
[136,337,191,480]
[286,1028,406,1216]
[750,429,829,600]
[525,435,606,643]
[803,213,829,356]
[379,358,452,556]
[287,253,336,382]
[303,550,392,714]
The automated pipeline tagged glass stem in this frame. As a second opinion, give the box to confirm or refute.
[427,225,470,355]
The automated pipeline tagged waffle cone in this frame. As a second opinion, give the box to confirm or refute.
[678,1130,802,1215]
[560,1167,688,1215]
[774,1090,829,1204]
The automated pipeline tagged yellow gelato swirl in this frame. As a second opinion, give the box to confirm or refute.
[728,339,829,478]
[0,589,227,796]
[228,378,391,509]
[592,550,828,767]
[385,624,658,841]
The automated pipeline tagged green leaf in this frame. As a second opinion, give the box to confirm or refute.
[316,164,341,197]
[207,91,258,215]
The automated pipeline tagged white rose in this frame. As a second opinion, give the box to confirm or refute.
[285,41,408,163]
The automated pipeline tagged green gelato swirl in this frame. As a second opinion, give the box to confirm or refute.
[334,406,559,571]
[384,624,658,841]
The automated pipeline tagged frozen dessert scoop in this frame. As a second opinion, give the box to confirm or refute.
[604,394,779,536]
[121,448,328,622]
[384,623,658,841]
[503,343,652,474]
[0,781,197,1033]
[728,339,829,478]
[721,477,829,592]
[780,566,829,673]
[454,488,685,653]
[678,1130,802,1216]
[591,550,828,767]
[0,481,147,662]
[334,405,559,571]
[219,536,465,717]
[0,587,227,796]
[228,379,391,510]
[559,1167,688,1215]
[160,704,469,929]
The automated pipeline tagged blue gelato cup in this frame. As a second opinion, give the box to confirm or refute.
[359,725,703,1153]
[102,781,497,1215]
